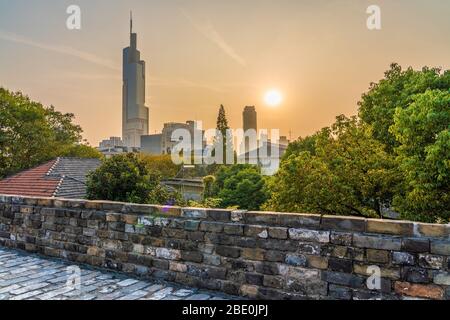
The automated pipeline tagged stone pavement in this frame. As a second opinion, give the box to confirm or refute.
[0,247,239,300]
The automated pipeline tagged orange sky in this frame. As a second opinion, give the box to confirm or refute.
[0,0,449,146]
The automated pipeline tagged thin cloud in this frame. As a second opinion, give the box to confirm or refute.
[179,8,246,67]
[0,30,120,71]
[149,77,225,93]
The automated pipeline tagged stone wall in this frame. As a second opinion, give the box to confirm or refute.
[0,194,449,300]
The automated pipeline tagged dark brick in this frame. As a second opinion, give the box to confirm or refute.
[235,237,257,248]
[322,271,365,288]
[152,259,169,270]
[255,262,280,275]
[216,246,241,258]
[181,251,203,263]
[245,273,264,285]
[207,209,231,222]
[329,284,352,300]
[328,258,353,273]
[402,267,430,284]
[223,224,244,236]
[321,216,366,232]
[265,250,285,262]
[402,238,430,253]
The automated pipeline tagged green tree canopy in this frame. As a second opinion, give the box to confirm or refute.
[211,164,268,210]
[86,153,183,205]
[390,89,450,222]
[0,88,101,178]
[358,63,449,151]
[264,116,400,218]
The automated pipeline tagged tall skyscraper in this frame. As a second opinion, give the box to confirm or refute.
[243,106,257,154]
[122,13,149,148]
[243,106,257,133]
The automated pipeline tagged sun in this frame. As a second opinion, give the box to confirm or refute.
[264,89,283,107]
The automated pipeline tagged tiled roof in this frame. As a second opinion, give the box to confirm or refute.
[0,158,101,199]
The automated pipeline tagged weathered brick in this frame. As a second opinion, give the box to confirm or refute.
[181,251,203,263]
[330,232,353,246]
[265,250,285,262]
[392,252,415,265]
[245,211,279,225]
[322,271,365,288]
[367,249,390,263]
[268,227,288,239]
[181,208,207,219]
[184,220,200,231]
[353,234,401,250]
[401,267,430,283]
[321,216,366,232]
[329,284,352,300]
[230,210,245,222]
[418,254,444,269]
[200,221,223,233]
[394,281,444,299]
[285,254,307,267]
[298,242,321,255]
[367,219,414,236]
[417,223,450,238]
[286,269,327,296]
[243,225,267,238]
[402,238,430,253]
[240,284,259,298]
[245,273,263,285]
[433,272,450,285]
[430,241,450,256]
[223,224,244,235]
[207,209,231,222]
[122,214,138,225]
[216,246,240,258]
[105,212,120,222]
[306,255,328,269]
[263,275,284,289]
[278,213,321,228]
[241,248,265,261]
[328,258,352,273]
[288,228,330,243]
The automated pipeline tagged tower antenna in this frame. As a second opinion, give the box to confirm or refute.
[130,11,133,35]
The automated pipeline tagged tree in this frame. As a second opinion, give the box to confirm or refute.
[139,154,180,179]
[390,89,450,222]
[86,153,183,205]
[202,175,216,199]
[214,105,233,164]
[0,88,100,178]
[264,116,401,217]
[211,164,268,210]
[358,63,449,151]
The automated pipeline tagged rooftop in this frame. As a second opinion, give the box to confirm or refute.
[0,157,101,199]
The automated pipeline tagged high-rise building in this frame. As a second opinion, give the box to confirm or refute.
[122,13,149,148]
[141,121,206,156]
[243,106,258,155]
[243,106,257,133]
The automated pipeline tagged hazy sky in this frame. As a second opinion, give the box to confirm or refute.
[0,0,449,146]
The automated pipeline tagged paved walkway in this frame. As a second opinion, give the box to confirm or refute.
[0,247,237,300]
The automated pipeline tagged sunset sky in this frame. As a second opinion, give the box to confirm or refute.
[0,0,449,146]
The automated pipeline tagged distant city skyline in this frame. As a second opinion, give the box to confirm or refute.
[0,0,449,146]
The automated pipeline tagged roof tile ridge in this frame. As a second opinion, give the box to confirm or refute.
[46,157,61,176]
[53,175,65,198]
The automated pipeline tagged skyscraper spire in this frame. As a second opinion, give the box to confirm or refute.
[130,11,133,35]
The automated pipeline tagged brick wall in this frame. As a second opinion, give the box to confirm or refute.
[0,194,449,300]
